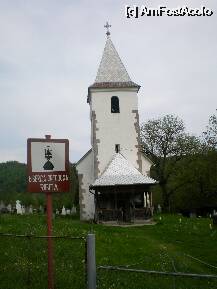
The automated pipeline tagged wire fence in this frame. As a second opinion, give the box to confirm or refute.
[1,233,217,289]
[97,258,217,289]
[0,233,86,289]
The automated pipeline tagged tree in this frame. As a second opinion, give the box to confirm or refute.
[203,110,217,149]
[140,114,200,211]
[170,151,217,213]
[0,161,79,208]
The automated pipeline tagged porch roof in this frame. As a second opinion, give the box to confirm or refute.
[91,153,156,188]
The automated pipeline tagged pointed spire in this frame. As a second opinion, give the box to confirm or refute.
[95,37,131,83]
[87,25,140,98]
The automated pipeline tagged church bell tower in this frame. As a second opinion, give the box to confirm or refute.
[76,23,155,221]
[88,23,142,179]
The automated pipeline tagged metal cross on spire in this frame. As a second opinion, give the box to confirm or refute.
[104,21,111,37]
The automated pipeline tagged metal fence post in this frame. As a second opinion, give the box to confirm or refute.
[87,234,96,289]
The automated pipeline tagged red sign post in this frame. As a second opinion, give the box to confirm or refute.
[27,135,70,289]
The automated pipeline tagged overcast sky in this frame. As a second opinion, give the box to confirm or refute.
[0,0,216,163]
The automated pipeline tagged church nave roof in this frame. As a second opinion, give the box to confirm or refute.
[91,153,156,187]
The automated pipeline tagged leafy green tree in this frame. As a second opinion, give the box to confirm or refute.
[203,110,217,149]
[171,150,217,213]
[0,161,26,195]
[140,114,201,211]
[0,161,79,209]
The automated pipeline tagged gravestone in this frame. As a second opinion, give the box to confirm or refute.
[55,209,60,215]
[0,201,5,210]
[61,206,66,216]
[16,200,22,215]
[39,205,44,214]
[66,209,71,215]
[29,205,33,214]
[21,205,26,214]
[7,204,12,213]
[0,201,7,213]
[212,210,217,226]
[25,205,29,214]
[71,206,77,215]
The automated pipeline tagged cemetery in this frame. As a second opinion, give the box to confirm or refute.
[0,200,77,216]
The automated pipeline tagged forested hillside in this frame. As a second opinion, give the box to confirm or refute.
[0,161,26,196]
[0,161,79,208]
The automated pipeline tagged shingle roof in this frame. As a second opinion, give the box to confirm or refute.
[76,149,92,166]
[91,153,156,187]
[87,36,140,103]
[89,81,140,89]
[95,37,131,83]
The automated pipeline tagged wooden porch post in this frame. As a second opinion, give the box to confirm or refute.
[150,191,154,216]
[115,189,117,210]
[94,189,98,222]
[150,191,152,207]
[132,187,135,223]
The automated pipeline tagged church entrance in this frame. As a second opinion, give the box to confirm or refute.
[117,198,131,222]
[93,185,153,223]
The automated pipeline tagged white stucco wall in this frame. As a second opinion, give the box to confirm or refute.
[76,150,95,220]
[90,87,140,175]
[141,154,153,176]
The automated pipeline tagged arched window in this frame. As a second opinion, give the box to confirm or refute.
[111,96,120,113]
[115,144,120,153]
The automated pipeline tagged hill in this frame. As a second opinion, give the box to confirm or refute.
[0,161,79,208]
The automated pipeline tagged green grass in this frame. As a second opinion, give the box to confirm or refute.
[0,214,217,289]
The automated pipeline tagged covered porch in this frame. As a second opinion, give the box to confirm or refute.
[90,153,156,224]
[92,185,154,223]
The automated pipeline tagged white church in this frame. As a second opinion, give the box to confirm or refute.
[76,24,156,222]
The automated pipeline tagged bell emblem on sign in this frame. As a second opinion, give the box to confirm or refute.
[43,146,54,170]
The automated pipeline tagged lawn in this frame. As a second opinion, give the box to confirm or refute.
[0,214,217,289]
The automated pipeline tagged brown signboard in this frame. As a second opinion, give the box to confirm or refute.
[27,138,70,193]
